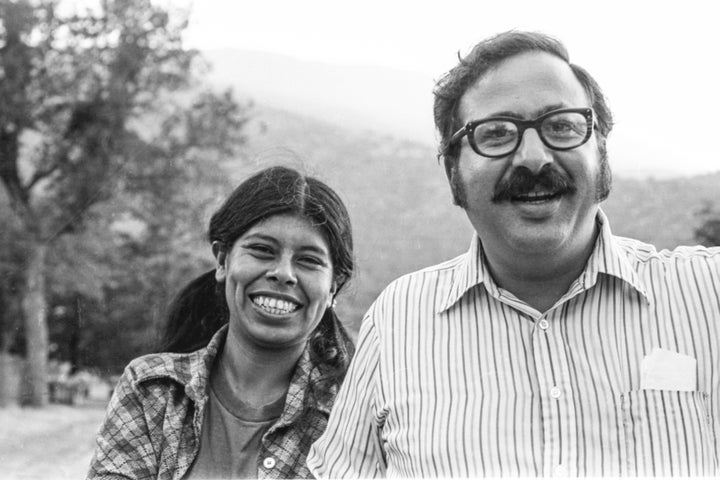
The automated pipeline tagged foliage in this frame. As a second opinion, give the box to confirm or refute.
[695,203,720,247]
[0,0,250,399]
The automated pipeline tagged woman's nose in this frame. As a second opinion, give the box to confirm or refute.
[266,257,297,285]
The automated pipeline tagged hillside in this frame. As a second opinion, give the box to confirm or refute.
[604,175,720,249]
[203,48,436,147]
[202,48,718,180]
[229,105,720,333]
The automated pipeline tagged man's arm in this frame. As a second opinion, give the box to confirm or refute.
[308,314,387,478]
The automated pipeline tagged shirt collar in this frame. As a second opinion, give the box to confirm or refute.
[274,343,335,426]
[579,209,650,302]
[437,208,650,313]
[183,325,227,403]
[131,324,227,405]
[133,324,334,421]
[183,326,335,421]
[437,233,490,313]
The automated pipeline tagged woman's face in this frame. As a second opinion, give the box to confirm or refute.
[215,213,336,350]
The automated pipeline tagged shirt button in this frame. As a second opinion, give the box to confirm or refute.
[538,319,549,330]
[263,457,276,469]
[550,386,562,399]
[554,464,568,477]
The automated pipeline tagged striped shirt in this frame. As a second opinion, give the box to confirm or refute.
[307,210,720,477]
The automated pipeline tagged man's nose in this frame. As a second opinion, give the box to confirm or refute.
[266,256,298,285]
[511,128,554,174]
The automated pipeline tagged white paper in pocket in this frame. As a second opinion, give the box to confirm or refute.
[640,347,697,391]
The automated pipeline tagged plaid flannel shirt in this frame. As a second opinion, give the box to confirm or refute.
[88,325,335,479]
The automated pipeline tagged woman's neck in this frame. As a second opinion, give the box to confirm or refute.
[214,328,306,407]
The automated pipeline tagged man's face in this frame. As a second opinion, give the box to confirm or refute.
[451,51,607,259]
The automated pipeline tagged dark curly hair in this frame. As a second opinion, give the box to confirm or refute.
[433,30,614,203]
[157,165,355,405]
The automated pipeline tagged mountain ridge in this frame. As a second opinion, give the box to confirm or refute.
[202,47,719,180]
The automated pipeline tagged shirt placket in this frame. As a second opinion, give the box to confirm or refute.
[532,312,577,477]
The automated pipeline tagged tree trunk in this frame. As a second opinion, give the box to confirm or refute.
[21,242,49,407]
[69,293,81,375]
[0,351,16,407]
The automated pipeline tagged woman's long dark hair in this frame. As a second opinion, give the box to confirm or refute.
[157,166,355,401]
[158,270,228,354]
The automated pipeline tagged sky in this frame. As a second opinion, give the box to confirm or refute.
[174,0,720,177]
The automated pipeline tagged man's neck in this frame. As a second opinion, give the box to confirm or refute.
[481,223,600,314]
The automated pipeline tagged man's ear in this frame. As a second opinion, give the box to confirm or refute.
[212,241,227,282]
[443,155,455,182]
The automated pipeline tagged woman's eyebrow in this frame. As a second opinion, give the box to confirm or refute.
[241,234,330,256]
[239,233,277,243]
[298,244,331,257]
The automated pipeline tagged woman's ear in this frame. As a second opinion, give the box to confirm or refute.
[212,241,227,282]
[328,281,338,308]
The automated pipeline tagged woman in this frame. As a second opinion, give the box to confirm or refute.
[88,166,355,479]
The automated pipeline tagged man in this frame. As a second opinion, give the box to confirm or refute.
[307,31,720,477]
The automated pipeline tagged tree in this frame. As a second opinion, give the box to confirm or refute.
[695,203,720,247]
[0,0,248,405]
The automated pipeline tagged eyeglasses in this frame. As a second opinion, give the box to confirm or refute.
[450,107,595,158]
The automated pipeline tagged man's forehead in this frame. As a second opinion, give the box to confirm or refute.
[458,51,590,120]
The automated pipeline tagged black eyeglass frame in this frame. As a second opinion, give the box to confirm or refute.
[450,107,595,159]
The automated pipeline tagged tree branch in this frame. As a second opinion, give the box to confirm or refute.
[25,162,61,190]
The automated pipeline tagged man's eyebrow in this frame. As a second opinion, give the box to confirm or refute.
[482,103,570,120]
[536,103,570,116]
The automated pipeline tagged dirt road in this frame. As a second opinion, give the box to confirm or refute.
[0,402,107,479]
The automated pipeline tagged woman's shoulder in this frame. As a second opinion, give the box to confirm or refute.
[120,349,207,392]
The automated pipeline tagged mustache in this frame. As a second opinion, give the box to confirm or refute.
[492,165,576,202]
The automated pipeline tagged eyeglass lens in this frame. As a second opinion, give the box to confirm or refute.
[473,111,589,156]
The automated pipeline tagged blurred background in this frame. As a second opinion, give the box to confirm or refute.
[1,0,719,477]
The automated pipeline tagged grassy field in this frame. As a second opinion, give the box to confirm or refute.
[0,402,107,479]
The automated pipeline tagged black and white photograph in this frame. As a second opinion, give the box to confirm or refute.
[1,0,719,478]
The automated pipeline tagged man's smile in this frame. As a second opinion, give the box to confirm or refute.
[510,188,564,203]
[492,165,576,204]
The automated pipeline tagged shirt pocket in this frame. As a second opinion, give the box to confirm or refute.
[620,389,717,476]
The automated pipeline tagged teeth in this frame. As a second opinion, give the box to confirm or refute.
[516,191,557,202]
[252,295,299,314]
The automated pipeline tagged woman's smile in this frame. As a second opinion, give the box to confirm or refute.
[250,294,302,316]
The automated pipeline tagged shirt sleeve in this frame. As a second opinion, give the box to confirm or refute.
[86,367,158,480]
[307,313,387,478]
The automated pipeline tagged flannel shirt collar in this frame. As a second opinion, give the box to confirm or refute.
[270,344,334,432]
[131,325,227,405]
[131,324,332,427]
[438,208,650,312]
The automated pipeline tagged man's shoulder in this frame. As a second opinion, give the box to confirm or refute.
[612,234,720,266]
[384,252,467,290]
[365,252,468,321]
